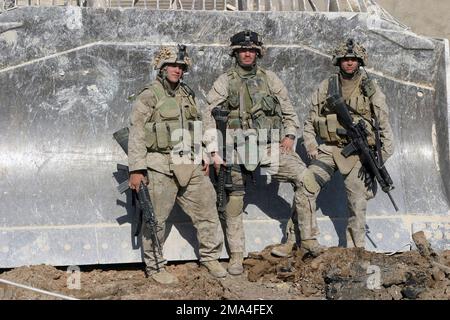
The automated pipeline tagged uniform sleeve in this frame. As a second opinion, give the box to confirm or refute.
[371,82,394,161]
[203,73,229,153]
[266,70,300,137]
[303,88,320,153]
[128,89,156,172]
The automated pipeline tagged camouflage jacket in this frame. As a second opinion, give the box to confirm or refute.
[204,65,300,153]
[303,72,394,162]
[128,78,201,176]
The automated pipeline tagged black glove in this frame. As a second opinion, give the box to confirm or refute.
[358,165,377,195]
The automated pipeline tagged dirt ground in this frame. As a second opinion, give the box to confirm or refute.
[1,243,449,300]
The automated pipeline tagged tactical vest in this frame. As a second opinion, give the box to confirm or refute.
[314,74,376,146]
[143,81,200,154]
[225,67,283,138]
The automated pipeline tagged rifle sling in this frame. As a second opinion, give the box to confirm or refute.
[327,74,375,129]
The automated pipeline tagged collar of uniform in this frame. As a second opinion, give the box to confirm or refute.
[234,63,257,78]
[157,76,180,97]
[339,68,361,81]
[339,71,362,99]
[339,71,362,84]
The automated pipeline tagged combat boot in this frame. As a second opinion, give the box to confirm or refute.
[149,268,179,285]
[202,260,227,278]
[271,241,296,257]
[301,239,326,257]
[227,252,244,275]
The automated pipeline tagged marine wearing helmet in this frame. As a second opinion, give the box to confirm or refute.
[127,43,228,283]
[153,44,192,71]
[331,38,368,67]
[229,30,266,65]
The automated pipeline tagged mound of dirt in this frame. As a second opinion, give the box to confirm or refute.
[245,245,450,300]
[1,235,448,300]
[0,261,299,300]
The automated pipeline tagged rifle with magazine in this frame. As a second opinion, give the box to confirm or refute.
[326,95,399,211]
[113,127,163,265]
[211,107,233,213]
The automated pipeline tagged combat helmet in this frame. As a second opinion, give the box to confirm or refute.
[229,30,265,57]
[153,44,192,71]
[332,39,368,66]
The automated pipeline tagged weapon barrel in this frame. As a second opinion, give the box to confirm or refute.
[387,191,399,212]
[139,181,163,256]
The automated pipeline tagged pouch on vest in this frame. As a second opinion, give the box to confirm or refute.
[144,122,157,149]
[183,102,198,120]
[155,122,170,150]
[326,114,338,141]
[251,95,282,137]
[260,95,279,115]
[228,94,240,110]
[317,117,331,141]
[158,98,182,149]
[158,98,180,119]
[228,110,241,129]
[252,109,271,129]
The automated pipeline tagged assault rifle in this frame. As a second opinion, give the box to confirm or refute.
[113,127,163,267]
[326,95,399,211]
[211,107,233,213]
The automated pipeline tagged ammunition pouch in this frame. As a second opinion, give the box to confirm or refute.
[251,95,283,139]
[314,114,346,145]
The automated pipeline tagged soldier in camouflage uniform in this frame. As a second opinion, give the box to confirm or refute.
[204,30,311,274]
[272,39,394,256]
[128,45,227,284]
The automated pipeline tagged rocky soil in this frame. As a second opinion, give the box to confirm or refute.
[1,238,449,300]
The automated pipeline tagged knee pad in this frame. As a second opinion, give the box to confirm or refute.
[302,169,320,194]
[226,195,244,217]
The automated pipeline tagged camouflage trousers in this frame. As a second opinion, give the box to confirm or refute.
[142,165,223,274]
[221,150,307,253]
[291,149,375,247]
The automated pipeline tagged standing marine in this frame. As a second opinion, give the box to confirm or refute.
[127,45,227,284]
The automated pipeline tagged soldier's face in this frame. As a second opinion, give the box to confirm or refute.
[340,57,359,74]
[165,64,184,83]
[237,48,257,66]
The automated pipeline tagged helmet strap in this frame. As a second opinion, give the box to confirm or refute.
[159,67,180,94]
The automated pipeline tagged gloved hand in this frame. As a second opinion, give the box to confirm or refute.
[358,166,377,192]
[307,148,319,160]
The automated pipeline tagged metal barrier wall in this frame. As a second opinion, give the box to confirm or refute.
[0,4,449,268]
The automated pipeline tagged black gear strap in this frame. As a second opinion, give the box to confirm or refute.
[181,82,195,99]
[313,173,327,188]
[327,74,342,97]
[310,159,335,179]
